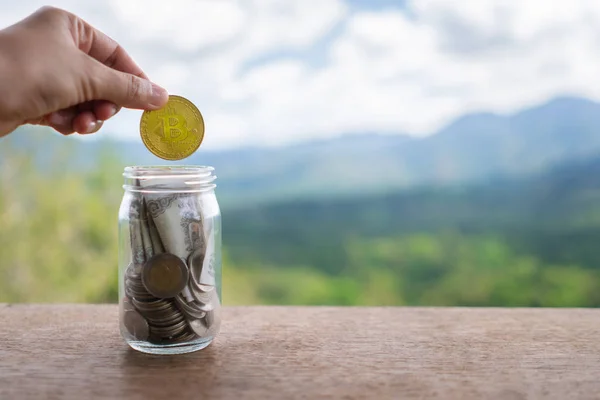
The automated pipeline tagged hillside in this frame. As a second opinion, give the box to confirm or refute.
[223,153,600,275]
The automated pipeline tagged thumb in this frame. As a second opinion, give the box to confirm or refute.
[86,61,169,110]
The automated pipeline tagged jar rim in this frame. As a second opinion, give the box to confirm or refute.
[123,165,214,178]
[123,165,217,193]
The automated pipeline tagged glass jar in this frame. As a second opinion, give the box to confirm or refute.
[118,166,222,355]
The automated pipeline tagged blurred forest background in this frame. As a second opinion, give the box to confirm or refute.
[2,96,600,307]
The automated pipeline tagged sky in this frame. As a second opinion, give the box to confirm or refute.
[3,0,600,150]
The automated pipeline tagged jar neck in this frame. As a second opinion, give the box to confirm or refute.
[123,166,216,193]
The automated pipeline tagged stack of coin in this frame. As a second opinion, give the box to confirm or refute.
[122,191,221,345]
[124,261,197,344]
[131,297,196,343]
[166,241,221,340]
[122,297,149,341]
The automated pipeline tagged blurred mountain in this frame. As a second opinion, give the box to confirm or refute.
[224,151,600,275]
[3,95,600,207]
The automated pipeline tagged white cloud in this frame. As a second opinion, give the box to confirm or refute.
[109,0,246,52]
[6,0,600,149]
[406,0,600,114]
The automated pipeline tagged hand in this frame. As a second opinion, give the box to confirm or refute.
[0,6,169,138]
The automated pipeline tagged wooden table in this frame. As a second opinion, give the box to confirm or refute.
[0,305,598,399]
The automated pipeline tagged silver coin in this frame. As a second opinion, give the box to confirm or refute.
[151,319,187,337]
[143,306,183,323]
[123,297,136,312]
[134,302,180,322]
[174,330,198,343]
[124,286,139,300]
[204,309,216,329]
[127,288,152,299]
[126,285,156,301]
[132,298,171,312]
[150,313,186,328]
[126,281,148,293]
[147,315,184,329]
[123,310,150,341]
[189,318,210,337]
[141,253,189,299]
[130,295,190,342]
[175,295,208,319]
[127,279,147,289]
[151,326,187,339]
[190,287,212,303]
[124,263,136,278]
[127,291,155,302]
[188,286,215,312]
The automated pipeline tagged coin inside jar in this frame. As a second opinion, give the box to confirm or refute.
[123,310,150,341]
[122,297,136,312]
[141,253,189,299]
[175,294,208,319]
[189,318,210,336]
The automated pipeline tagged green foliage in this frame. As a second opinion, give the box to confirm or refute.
[347,234,599,307]
[0,136,122,302]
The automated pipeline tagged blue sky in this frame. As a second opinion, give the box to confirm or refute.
[2,0,600,150]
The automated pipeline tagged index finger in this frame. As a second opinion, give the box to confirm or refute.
[69,13,148,79]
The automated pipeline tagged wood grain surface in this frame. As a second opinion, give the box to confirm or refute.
[0,305,598,400]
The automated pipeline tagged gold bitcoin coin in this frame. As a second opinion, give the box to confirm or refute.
[140,95,205,160]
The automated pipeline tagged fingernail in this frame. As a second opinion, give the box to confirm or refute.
[48,109,72,126]
[150,83,168,108]
[85,120,102,134]
[107,104,118,118]
[48,113,64,126]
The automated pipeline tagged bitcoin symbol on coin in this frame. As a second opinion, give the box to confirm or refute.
[140,95,205,161]
[160,114,189,144]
